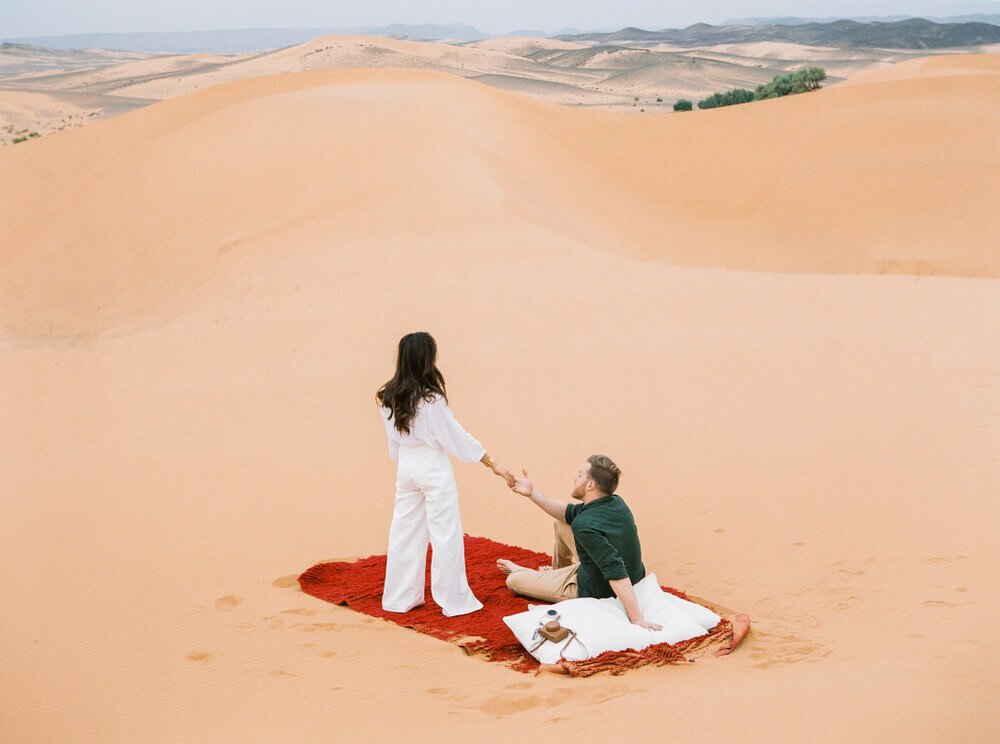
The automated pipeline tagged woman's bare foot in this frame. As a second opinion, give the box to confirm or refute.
[715,613,751,657]
[496,559,527,576]
[537,663,569,675]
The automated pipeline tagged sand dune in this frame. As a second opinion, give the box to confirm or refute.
[463,35,589,55]
[5,52,247,92]
[0,50,251,144]
[2,56,997,338]
[693,41,926,62]
[837,50,1000,85]
[0,42,157,75]
[593,56,779,96]
[105,35,554,100]
[5,32,976,144]
[0,89,93,136]
[467,72,620,106]
[663,41,1000,82]
[2,55,999,742]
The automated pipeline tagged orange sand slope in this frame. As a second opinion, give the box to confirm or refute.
[1,54,999,743]
[1,54,998,340]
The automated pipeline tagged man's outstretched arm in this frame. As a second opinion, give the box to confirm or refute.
[511,470,569,523]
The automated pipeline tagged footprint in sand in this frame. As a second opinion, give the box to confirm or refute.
[215,595,244,611]
[281,608,318,617]
[581,684,633,705]
[186,651,212,662]
[425,680,640,719]
[477,694,544,716]
[749,630,830,669]
[471,682,633,717]
[926,554,969,564]
[543,688,574,707]
[923,600,960,608]
[272,574,300,589]
[834,568,866,577]
[426,687,462,703]
[833,596,863,611]
[269,669,297,678]
[792,614,822,629]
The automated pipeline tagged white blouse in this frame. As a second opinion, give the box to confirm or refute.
[380,394,486,465]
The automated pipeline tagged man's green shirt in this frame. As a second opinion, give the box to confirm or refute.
[565,494,646,599]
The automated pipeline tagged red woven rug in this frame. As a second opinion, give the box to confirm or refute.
[298,534,734,676]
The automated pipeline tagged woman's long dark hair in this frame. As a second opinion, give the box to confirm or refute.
[376,332,448,435]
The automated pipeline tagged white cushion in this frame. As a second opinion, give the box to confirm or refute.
[502,572,721,665]
[634,573,722,631]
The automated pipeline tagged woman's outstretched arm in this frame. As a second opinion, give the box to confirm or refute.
[480,452,515,486]
[429,397,513,484]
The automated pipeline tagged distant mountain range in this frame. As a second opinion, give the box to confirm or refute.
[4,18,1000,55]
[556,18,1000,48]
[723,15,1000,26]
[506,28,594,38]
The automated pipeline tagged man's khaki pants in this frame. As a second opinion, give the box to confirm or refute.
[505,520,580,603]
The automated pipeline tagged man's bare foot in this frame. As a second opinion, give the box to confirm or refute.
[715,613,751,657]
[497,559,527,576]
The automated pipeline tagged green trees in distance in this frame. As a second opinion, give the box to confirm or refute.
[755,67,827,99]
[697,88,755,109]
[691,67,827,111]
[673,98,693,112]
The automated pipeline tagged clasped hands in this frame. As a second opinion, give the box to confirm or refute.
[488,463,533,497]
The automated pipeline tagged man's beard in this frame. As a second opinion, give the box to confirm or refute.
[570,484,586,501]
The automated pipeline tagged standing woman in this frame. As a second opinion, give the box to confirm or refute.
[377,332,512,617]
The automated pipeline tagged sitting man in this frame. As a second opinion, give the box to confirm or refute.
[497,454,662,631]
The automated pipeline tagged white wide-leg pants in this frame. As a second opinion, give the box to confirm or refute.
[381,444,483,617]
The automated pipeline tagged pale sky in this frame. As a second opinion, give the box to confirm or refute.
[2,0,999,38]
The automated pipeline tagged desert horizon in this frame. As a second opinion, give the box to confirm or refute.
[4,24,1000,145]
[2,10,998,743]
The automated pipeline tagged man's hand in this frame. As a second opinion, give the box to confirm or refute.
[511,470,534,498]
[633,619,663,631]
[608,577,661,631]
[509,474,569,523]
